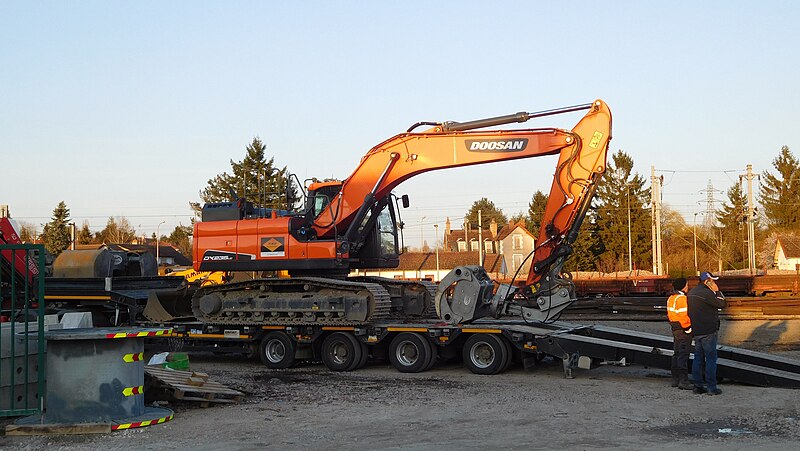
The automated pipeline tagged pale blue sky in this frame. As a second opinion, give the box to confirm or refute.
[1,1,798,247]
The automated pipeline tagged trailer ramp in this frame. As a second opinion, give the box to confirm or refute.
[478,320,800,388]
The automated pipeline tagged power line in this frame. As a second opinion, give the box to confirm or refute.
[656,169,740,173]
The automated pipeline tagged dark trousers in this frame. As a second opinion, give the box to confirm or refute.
[671,329,692,373]
[692,332,719,390]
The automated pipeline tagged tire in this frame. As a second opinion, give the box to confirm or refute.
[501,336,514,371]
[321,332,363,372]
[462,334,508,375]
[389,333,432,373]
[354,340,369,370]
[425,345,439,371]
[259,331,296,369]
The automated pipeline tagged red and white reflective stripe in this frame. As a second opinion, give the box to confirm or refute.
[112,413,174,431]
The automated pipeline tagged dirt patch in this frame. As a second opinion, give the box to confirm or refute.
[2,320,799,450]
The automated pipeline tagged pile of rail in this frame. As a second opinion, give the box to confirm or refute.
[563,296,800,321]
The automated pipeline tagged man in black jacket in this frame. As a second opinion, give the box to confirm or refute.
[687,271,727,395]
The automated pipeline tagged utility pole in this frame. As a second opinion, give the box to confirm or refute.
[69,222,76,250]
[650,166,663,275]
[626,188,632,272]
[693,213,700,275]
[701,180,720,228]
[478,210,483,266]
[434,224,440,281]
[699,180,723,271]
[156,220,165,271]
[740,164,758,274]
[616,168,632,272]
[420,216,426,251]
[464,218,469,251]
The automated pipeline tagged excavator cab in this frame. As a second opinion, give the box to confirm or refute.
[348,197,401,269]
[303,179,407,269]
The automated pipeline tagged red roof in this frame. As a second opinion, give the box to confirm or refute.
[397,251,503,272]
[495,221,534,241]
[778,236,800,259]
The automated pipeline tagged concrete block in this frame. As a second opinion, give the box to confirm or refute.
[60,312,93,329]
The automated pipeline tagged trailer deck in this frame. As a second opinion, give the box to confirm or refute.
[146,318,800,388]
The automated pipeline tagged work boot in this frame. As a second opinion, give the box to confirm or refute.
[678,371,693,390]
[671,371,680,388]
[693,386,707,394]
[707,388,722,395]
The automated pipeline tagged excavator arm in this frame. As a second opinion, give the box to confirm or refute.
[428,100,612,324]
[307,99,611,324]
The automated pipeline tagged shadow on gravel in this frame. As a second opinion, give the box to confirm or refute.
[250,368,466,388]
[649,415,800,439]
[227,367,467,404]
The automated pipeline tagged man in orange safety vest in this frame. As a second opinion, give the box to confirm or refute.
[667,278,693,389]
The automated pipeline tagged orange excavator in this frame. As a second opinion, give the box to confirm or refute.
[190,100,612,326]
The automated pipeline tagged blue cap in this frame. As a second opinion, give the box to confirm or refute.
[700,271,719,282]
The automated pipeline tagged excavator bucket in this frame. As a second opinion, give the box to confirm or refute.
[143,288,194,322]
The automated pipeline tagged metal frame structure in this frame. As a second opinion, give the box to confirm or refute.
[1,243,46,417]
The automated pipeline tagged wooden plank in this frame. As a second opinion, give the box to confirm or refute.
[171,385,243,398]
[145,371,242,395]
[5,423,111,436]
[191,371,209,382]
[179,395,239,404]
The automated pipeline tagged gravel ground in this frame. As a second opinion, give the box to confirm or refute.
[2,319,799,450]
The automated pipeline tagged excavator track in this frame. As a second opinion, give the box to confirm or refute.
[348,276,438,320]
[191,277,391,326]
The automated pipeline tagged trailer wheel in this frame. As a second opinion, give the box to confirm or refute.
[321,332,363,372]
[425,346,439,371]
[259,331,296,369]
[462,334,508,375]
[354,340,369,370]
[389,333,432,373]
[501,336,514,371]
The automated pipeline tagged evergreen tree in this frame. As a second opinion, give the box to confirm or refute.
[563,213,602,273]
[42,201,71,256]
[527,190,548,234]
[593,150,651,272]
[166,223,193,259]
[760,145,800,231]
[200,137,298,210]
[465,198,507,229]
[76,220,94,245]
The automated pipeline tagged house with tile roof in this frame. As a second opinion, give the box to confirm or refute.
[442,217,536,276]
[774,235,800,270]
[349,251,504,282]
[495,221,536,276]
